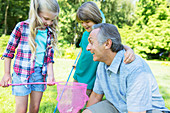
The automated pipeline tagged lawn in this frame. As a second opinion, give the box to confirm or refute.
[0,58,169,113]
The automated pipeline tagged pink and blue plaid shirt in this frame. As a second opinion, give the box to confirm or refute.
[2,20,54,77]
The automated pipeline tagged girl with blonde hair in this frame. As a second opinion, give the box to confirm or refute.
[0,0,60,112]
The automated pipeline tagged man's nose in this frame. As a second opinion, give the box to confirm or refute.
[86,43,91,51]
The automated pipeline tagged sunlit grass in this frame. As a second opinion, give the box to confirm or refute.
[0,59,169,113]
[147,60,170,108]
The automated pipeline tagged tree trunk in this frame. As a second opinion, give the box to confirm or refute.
[4,0,9,35]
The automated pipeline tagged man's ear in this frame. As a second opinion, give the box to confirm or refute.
[104,39,112,49]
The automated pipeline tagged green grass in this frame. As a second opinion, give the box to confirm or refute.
[0,59,169,113]
[147,60,170,108]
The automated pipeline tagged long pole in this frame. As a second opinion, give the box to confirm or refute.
[53,51,81,113]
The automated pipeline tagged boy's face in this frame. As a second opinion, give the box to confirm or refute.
[86,28,105,62]
[81,20,95,32]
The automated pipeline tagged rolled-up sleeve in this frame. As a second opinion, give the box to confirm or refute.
[2,22,21,59]
[47,47,54,63]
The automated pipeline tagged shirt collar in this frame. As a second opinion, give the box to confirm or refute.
[105,49,125,74]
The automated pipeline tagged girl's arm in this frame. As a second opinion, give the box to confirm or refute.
[0,57,12,87]
[123,45,135,64]
[47,62,55,86]
[1,22,22,87]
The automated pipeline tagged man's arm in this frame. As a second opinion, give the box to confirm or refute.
[86,91,104,107]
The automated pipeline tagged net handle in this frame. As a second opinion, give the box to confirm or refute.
[53,50,81,113]
[0,82,58,86]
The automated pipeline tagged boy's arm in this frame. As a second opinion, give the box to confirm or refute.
[0,57,12,87]
[123,45,135,64]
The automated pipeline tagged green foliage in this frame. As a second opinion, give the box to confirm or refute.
[0,0,169,60]
[0,0,135,45]
[0,35,10,56]
[0,0,30,35]
[135,0,162,25]
[57,43,80,59]
[101,0,135,28]
[120,0,170,60]
[58,0,85,45]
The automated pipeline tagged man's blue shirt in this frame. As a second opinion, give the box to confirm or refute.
[93,49,169,112]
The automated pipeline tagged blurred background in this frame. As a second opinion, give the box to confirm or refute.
[0,0,169,112]
[0,0,169,60]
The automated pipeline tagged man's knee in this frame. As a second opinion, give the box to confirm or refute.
[82,109,92,113]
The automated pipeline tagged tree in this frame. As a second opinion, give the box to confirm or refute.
[121,0,170,60]
[101,0,135,28]
[0,0,30,36]
[4,0,9,35]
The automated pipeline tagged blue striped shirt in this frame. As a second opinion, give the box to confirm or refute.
[93,49,169,112]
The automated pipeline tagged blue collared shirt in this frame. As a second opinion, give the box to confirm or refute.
[93,49,169,112]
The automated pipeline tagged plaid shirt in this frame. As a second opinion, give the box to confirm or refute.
[2,20,54,77]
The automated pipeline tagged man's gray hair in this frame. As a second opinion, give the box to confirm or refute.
[92,23,124,52]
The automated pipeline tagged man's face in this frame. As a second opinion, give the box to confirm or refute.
[86,28,105,62]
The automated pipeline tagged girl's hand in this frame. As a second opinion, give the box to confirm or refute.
[124,48,135,64]
[47,75,55,86]
[0,73,12,87]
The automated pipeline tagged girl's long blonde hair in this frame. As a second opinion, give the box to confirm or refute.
[29,0,60,60]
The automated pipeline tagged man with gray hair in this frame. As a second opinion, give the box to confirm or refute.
[83,23,169,113]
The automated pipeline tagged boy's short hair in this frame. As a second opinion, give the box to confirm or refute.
[76,1,102,24]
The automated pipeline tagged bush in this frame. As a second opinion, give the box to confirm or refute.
[57,42,80,59]
[0,35,10,56]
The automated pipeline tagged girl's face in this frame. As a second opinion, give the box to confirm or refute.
[81,20,96,32]
[39,11,58,28]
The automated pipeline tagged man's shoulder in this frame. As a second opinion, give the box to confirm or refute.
[97,56,144,72]
[121,55,151,75]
